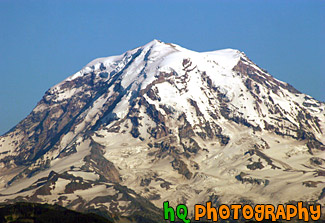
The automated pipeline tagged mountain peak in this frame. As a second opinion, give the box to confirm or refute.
[66,41,244,88]
[0,41,324,222]
[143,39,163,47]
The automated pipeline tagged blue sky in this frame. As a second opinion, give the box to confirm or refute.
[0,0,324,135]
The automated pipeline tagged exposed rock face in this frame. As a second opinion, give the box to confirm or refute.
[0,40,324,221]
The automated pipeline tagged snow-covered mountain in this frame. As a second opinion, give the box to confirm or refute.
[0,40,324,222]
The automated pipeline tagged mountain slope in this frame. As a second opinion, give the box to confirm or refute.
[0,40,324,221]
